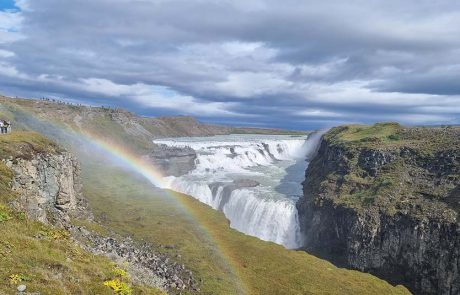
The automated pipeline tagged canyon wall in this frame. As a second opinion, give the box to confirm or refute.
[297,124,460,295]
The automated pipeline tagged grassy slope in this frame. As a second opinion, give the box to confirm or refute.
[0,132,165,295]
[320,122,460,217]
[82,160,410,295]
[325,122,403,144]
[325,122,459,150]
[0,131,62,159]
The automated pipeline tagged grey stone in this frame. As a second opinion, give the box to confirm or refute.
[3,152,91,225]
[146,144,197,176]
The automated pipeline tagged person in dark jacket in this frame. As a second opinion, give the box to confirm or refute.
[0,120,9,134]
[4,121,10,133]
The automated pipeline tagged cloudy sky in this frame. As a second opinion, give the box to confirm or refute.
[1,0,460,129]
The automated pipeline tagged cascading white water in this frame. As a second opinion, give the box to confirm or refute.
[154,133,322,249]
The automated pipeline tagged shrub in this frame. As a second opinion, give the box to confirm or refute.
[103,279,133,295]
[388,134,401,141]
[9,273,30,284]
[38,226,70,240]
[0,211,11,222]
[111,266,128,278]
[0,205,11,222]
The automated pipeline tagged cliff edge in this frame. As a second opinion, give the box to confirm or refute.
[298,123,460,295]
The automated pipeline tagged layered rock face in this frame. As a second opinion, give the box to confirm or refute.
[146,144,197,176]
[4,151,89,225]
[297,124,460,295]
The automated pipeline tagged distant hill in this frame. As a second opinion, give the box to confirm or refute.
[0,95,307,154]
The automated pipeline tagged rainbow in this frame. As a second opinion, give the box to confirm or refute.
[79,129,248,293]
[81,129,167,188]
[1,98,248,294]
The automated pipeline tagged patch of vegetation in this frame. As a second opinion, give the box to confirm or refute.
[0,204,12,222]
[0,162,16,204]
[325,122,403,147]
[71,218,111,236]
[103,264,132,294]
[0,131,62,160]
[8,273,31,284]
[104,279,132,295]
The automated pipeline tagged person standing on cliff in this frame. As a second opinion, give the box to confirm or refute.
[0,120,4,134]
[5,121,11,133]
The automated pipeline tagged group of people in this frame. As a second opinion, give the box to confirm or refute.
[0,120,11,134]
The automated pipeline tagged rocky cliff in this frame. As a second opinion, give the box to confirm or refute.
[146,144,197,176]
[4,152,89,225]
[298,123,460,295]
[0,131,88,225]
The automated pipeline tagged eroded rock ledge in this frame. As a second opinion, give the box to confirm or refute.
[3,152,89,225]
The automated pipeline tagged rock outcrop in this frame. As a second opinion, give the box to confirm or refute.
[146,144,197,176]
[4,151,89,225]
[297,124,460,295]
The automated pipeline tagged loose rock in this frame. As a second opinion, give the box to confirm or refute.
[17,285,26,292]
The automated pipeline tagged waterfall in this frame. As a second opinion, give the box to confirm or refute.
[155,133,322,248]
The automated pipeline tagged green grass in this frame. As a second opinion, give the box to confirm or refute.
[88,112,154,153]
[325,122,403,146]
[0,131,62,160]
[81,159,410,295]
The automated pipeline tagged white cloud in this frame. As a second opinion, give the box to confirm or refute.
[0,62,27,78]
[0,49,15,58]
[297,109,344,118]
[79,78,242,117]
[214,72,294,98]
[0,10,23,44]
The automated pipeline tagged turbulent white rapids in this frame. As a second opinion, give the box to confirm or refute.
[154,133,322,248]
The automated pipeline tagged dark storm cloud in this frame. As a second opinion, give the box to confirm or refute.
[1,0,460,129]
